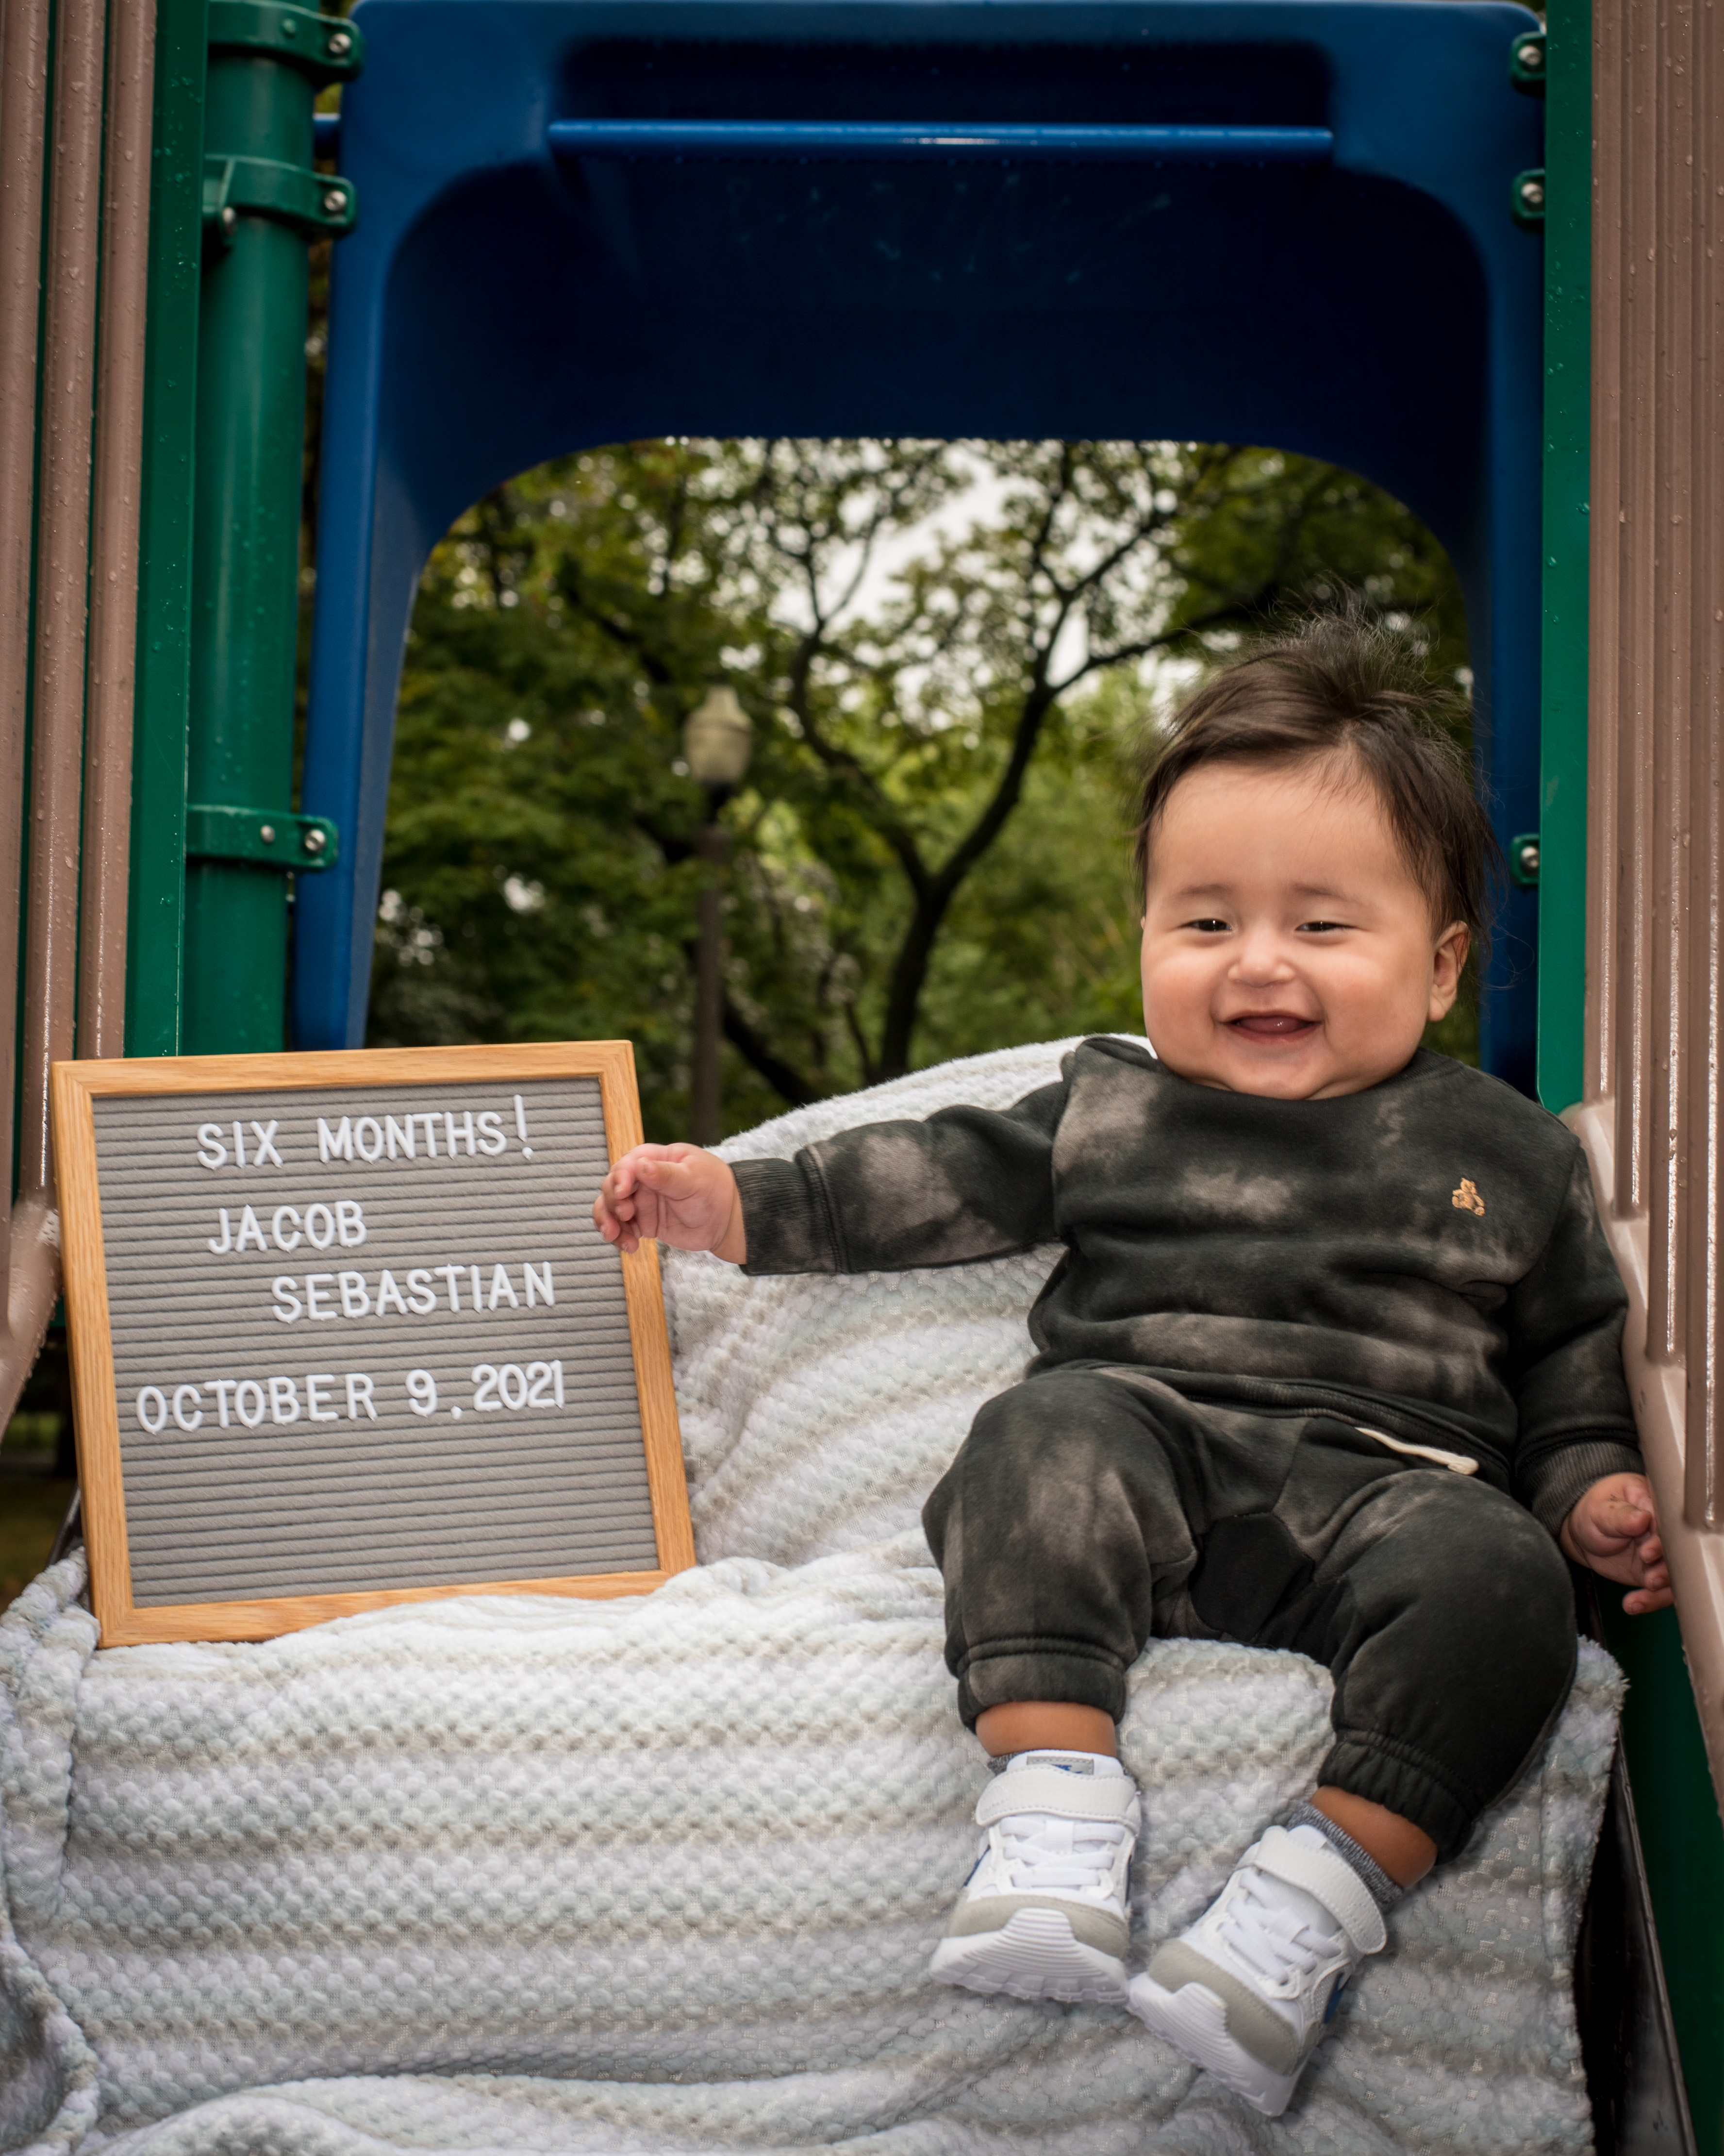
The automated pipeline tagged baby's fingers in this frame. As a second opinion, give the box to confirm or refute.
[591,1193,639,1252]
[1624,1579,1675,1615]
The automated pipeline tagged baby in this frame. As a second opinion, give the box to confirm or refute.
[594,613,1669,2117]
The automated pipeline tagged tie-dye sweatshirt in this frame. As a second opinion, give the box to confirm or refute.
[731,1037,1642,1539]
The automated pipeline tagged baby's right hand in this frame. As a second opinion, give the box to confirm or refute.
[593,1144,746,1263]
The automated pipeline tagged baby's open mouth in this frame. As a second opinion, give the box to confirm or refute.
[1227,1013,1317,1039]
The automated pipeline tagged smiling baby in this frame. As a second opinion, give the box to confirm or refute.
[594,609,1663,2117]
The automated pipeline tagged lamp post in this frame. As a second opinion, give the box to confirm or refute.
[682,686,753,1145]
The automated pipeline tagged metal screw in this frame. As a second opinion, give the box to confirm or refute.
[323,187,346,214]
[281,11,297,32]
[1518,839,1540,874]
[327,28,352,54]
[1517,39,1543,69]
[302,827,328,855]
[1519,177,1545,211]
[259,824,277,844]
[220,205,237,237]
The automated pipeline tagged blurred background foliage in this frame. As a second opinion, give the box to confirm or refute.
[365,436,1474,1141]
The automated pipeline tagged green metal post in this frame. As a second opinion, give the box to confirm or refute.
[181,3,359,1053]
[127,0,208,1058]
[1536,0,1591,1120]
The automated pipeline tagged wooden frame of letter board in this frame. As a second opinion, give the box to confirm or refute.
[51,1041,696,1646]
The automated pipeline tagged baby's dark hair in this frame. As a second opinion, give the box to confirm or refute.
[1132,606,1500,952]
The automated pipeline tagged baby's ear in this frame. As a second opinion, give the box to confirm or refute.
[1427,922,1470,1020]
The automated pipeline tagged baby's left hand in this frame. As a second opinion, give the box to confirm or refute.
[1560,1473,1673,1614]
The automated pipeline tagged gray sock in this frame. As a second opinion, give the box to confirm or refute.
[1286,1801,1405,1916]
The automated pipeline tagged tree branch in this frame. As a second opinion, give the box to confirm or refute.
[722,993,820,1108]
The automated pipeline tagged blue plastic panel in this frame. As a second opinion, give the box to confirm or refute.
[300,0,1544,1086]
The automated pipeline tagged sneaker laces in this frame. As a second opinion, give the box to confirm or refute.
[1214,1867,1339,1988]
[994,1812,1132,1900]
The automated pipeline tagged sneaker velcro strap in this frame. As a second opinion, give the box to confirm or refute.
[1246,1825,1387,1956]
[975,1768,1141,1830]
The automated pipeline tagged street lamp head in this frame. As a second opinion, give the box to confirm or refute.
[683,685,753,790]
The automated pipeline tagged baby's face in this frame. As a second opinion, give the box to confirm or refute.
[1139,758,1469,1100]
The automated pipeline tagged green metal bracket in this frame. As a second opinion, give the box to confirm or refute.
[1508,29,1546,95]
[185,803,339,870]
[203,154,356,245]
[207,2,365,83]
[1512,168,1546,231]
[1508,833,1541,888]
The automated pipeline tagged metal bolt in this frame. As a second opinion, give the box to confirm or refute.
[1516,39,1543,69]
[1518,839,1540,875]
[1519,177,1545,211]
[327,28,352,54]
[323,187,346,215]
[302,827,328,855]
[259,824,277,844]
[220,205,237,237]
[281,11,297,32]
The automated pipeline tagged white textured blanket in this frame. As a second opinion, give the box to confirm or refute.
[0,1042,1619,2156]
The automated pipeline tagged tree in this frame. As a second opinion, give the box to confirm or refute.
[371,440,1470,1136]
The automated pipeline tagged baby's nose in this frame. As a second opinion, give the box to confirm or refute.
[1228,932,1296,980]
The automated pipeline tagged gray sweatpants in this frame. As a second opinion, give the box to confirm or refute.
[921,1367,1577,1858]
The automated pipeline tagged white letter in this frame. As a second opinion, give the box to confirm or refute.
[475,1110,506,1156]
[353,1117,384,1163]
[524,1262,554,1307]
[304,1203,336,1250]
[318,1117,354,1162]
[385,1114,416,1159]
[232,1120,248,1168]
[406,1268,436,1315]
[197,1123,228,1170]
[209,1378,238,1426]
[269,1376,301,1425]
[446,1110,476,1156]
[236,1204,268,1253]
[416,1111,441,1157]
[136,1386,169,1433]
[171,1384,204,1432]
[375,1270,408,1317]
[514,1094,529,1142]
[305,1373,339,1422]
[335,1199,366,1248]
[272,1205,302,1251]
[304,1272,335,1319]
[432,1262,464,1311]
[346,1372,378,1421]
[338,1271,371,1318]
[234,1380,266,1428]
[208,1208,233,1254]
[469,1264,483,1308]
[272,1276,303,1323]
[250,1120,283,1168]
[488,1263,519,1310]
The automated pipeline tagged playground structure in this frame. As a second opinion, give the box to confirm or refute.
[0,0,1718,2142]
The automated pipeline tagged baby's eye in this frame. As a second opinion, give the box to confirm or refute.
[1298,919,1348,935]
[1184,918,1231,934]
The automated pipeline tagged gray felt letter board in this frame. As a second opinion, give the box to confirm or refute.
[52,1043,693,1644]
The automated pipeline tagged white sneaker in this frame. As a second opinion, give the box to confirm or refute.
[929,1751,1141,2005]
[1127,1823,1387,2116]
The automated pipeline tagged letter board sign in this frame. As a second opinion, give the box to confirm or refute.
[51,1043,693,1645]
